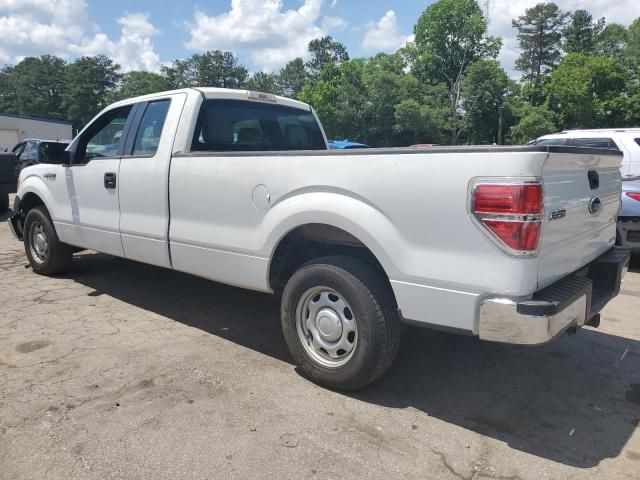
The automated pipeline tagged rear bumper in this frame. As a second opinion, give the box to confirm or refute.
[479,247,630,345]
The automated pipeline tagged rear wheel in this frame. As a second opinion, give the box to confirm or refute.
[0,193,8,215]
[23,206,73,275]
[281,256,400,391]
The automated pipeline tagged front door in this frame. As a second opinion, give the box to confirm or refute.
[55,105,134,256]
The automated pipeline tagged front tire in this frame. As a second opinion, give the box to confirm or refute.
[281,256,400,391]
[23,206,73,275]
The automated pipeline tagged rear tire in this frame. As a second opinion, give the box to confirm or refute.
[23,206,73,275]
[281,256,400,391]
[0,193,8,215]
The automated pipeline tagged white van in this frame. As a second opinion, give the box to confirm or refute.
[533,129,640,178]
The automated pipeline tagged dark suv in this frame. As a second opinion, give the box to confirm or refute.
[13,139,71,173]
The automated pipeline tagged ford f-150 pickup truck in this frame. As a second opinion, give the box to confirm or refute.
[8,88,630,390]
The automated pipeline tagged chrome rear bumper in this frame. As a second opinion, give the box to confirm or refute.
[479,247,630,345]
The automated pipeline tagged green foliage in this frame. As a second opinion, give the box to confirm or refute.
[107,71,169,104]
[63,55,121,128]
[563,10,605,54]
[510,105,557,144]
[461,60,518,144]
[246,72,282,95]
[545,53,626,128]
[412,0,500,144]
[513,2,569,103]
[306,36,349,77]
[276,58,307,99]
[0,55,66,120]
[161,51,248,89]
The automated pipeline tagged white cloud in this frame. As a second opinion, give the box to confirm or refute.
[0,1,161,71]
[362,10,413,52]
[322,15,347,32]
[487,0,640,76]
[185,0,347,71]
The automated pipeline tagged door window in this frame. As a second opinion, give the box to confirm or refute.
[77,106,133,163]
[132,100,171,156]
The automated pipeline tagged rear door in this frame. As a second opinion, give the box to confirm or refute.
[537,148,623,288]
[53,105,135,255]
[118,93,186,268]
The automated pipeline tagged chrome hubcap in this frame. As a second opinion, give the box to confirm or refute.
[295,287,358,368]
[29,222,48,264]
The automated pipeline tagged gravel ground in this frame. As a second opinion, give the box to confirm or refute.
[1,204,639,480]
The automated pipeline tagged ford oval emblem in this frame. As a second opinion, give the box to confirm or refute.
[588,197,602,215]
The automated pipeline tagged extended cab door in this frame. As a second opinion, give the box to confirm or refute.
[53,105,135,256]
[117,93,187,268]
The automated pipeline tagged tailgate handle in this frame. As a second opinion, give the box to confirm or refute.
[588,170,599,190]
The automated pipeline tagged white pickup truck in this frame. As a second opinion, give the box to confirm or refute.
[9,88,630,390]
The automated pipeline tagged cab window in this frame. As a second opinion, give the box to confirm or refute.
[191,99,326,152]
[132,100,171,156]
[571,138,620,151]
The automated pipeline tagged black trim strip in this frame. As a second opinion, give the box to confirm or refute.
[172,145,624,158]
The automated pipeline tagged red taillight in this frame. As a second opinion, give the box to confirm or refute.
[626,192,640,202]
[474,184,542,214]
[472,181,543,256]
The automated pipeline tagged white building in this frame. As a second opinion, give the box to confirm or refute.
[0,112,73,150]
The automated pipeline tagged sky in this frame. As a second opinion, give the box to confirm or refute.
[0,0,637,75]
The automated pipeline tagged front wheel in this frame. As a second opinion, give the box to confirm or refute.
[23,206,73,275]
[281,256,400,391]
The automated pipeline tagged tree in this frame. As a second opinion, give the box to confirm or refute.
[545,53,626,128]
[461,59,517,144]
[510,104,557,144]
[62,55,121,128]
[245,72,282,95]
[595,23,628,59]
[564,10,605,54]
[277,58,307,99]
[107,71,169,103]
[412,0,501,144]
[162,51,248,89]
[0,55,67,120]
[512,3,569,103]
[306,36,349,77]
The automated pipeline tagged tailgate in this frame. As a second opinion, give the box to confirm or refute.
[537,147,622,289]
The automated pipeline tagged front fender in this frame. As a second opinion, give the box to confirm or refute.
[18,173,57,219]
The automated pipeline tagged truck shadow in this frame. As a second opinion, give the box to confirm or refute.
[68,252,640,469]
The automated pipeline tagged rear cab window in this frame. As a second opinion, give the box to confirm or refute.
[570,138,620,151]
[191,99,326,152]
[635,138,640,147]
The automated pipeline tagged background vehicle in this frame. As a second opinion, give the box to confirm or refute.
[13,139,71,173]
[9,88,629,390]
[532,129,640,177]
[618,179,640,253]
[0,150,17,214]
[328,139,369,149]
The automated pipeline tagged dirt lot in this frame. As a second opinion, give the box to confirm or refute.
[1,206,639,480]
